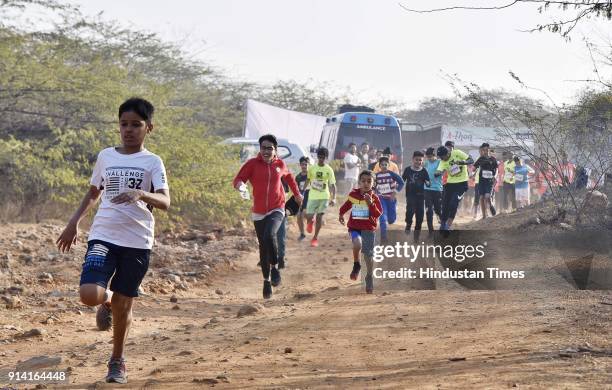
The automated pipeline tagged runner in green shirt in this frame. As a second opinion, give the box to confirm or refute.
[305,147,336,247]
[435,146,473,230]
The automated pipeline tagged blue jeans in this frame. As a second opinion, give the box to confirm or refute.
[277,215,287,261]
[379,197,397,240]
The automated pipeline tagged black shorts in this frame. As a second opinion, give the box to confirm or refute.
[79,239,150,298]
[299,190,310,212]
[478,179,494,195]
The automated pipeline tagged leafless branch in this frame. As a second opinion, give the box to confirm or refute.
[398,0,520,13]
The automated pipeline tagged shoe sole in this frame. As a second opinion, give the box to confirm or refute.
[106,377,128,384]
[96,304,112,331]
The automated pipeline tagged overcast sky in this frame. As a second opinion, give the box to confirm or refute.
[73,0,610,108]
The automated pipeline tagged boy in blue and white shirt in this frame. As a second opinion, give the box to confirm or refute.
[424,147,443,232]
[375,156,404,243]
[513,156,534,208]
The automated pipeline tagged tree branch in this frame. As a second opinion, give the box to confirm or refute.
[398,0,520,13]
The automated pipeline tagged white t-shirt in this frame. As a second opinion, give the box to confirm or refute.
[344,153,360,181]
[89,147,169,249]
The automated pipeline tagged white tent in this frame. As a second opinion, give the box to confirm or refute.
[244,99,326,150]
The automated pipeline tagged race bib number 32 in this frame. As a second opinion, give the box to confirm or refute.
[104,167,145,199]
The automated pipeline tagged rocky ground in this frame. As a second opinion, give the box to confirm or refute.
[0,204,610,389]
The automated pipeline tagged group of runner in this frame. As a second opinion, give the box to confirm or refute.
[50,96,569,384]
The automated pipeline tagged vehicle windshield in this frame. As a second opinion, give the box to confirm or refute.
[240,144,259,162]
[338,127,402,156]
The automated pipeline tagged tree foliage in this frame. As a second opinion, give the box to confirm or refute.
[395,89,551,127]
[0,1,250,225]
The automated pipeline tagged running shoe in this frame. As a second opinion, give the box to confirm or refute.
[310,238,319,247]
[263,280,272,299]
[271,267,281,286]
[440,222,448,231]
[298,233,306,241]
[350,262,361,281]
[365,274,373,294]
[404,225,411,233]
[106,357,127,384]
[96,302,112,331]
[306,220,314,234]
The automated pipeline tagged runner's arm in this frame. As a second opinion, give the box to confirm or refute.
[56,185,102,252]
[283,171,302,202]
[423,169,431,187]
[232,159,254,190]
[369,195,383,219]
[391,171,405,192]
[401,167,409,182]
[457,156,474,165]
[329,183,337,204]
[338,199,351,224]
[455,150,473,165]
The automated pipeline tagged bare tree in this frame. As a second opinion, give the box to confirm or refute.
[399,1,612,38]
[445,72,611,225]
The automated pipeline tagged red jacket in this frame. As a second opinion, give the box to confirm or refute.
[339,188,383,231]
[233,154,300,215]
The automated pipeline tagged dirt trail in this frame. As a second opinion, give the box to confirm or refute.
[1,210,611,389]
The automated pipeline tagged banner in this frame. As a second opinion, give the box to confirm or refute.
[244,99,326,150]
[442,126,534,149]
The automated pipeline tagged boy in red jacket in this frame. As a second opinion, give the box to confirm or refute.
[233,134,302,299]
[339,170,382,294]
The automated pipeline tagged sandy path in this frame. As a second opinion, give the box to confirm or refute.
[1,209,611,389]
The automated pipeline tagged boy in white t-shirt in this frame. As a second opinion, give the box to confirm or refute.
[56,97,170,384]
[343,143,361,193]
